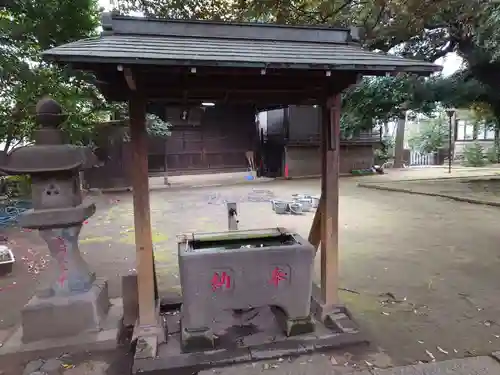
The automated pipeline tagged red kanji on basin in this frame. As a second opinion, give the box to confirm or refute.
[211,271,231,291]
[270,267,287,286]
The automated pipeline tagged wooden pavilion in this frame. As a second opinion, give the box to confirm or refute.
[42,12,440,346]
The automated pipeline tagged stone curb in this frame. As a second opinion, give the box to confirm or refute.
[89,178,277,194]
[372,173,500,184]
[357,182,500,208]
[276,174,360,180]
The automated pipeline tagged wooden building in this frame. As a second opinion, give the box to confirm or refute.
[152,104,256,176]
[261,105,381,178]
[86,104,379,189]
[84,104,257,189]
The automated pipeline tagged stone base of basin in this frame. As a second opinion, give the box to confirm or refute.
[132,300,368,375]
[21,278,110,343]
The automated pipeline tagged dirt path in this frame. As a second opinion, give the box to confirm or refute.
[2,174,500,369]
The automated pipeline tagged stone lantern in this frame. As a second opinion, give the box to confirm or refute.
[0,97,110,343]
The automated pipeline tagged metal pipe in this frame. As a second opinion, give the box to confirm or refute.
[227,202,238,231]
[445,108,456,174]
[448,114,452,174]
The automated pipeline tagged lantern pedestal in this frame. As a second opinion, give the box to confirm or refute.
[21,278,110,343]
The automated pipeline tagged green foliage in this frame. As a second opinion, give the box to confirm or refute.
[462,142,486,167]
[0,175,31,198]
[373,148,389,164]
[474,2,500,63]
[146,114,171,138]
[341,75,440,135]
[407,114,448,153]
[374,138,394,164]
[106,102,171,139]
[0,0,104,150]
[339,74,492,137]
[486,144,500,164]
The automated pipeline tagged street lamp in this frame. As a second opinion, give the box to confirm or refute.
[445,108,456,174]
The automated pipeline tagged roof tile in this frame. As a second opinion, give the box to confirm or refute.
[43,34,440,73]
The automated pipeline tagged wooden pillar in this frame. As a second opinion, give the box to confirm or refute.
[308,195,323,251]
[129,95,156,326]
[319,94,341,305]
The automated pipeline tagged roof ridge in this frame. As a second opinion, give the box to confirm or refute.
[103,33,354,46]
[100,12,361,45]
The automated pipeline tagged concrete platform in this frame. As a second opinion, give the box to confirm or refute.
[372,356,500,375]
[0,298,123,366]
[132,304,368,374]
[198,354,500,375]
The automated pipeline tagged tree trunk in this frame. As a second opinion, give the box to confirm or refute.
[492,105,500,163]
[495,127,500,163]
[393,114,406,168]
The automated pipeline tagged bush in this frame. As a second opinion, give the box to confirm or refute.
[462,142,486,167]
[374,138,393,165]
[486,144,500,164]
[407,116,447,154]
[0,175,31,198]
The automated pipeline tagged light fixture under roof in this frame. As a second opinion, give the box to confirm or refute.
[201,102,215,107]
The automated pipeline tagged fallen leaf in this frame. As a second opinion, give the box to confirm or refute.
[425,350,436,361]
[330,356,338,365]
[380,292,397,300]
[437,346,448,355]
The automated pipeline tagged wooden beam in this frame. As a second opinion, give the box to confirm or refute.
[104,90,324,106]
[124,67,137,91]
[139,75,355,93]
[96,70,359,103]
[319,94,341,306]
[137,65,360,78]
[308,195,323,252]
[129,94,156,326]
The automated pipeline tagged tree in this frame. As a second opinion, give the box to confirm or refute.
[407,112,448,154]
[473,2,500,62]
[340,75,444,166]
[340,75,439,134]
[0,0,171,153]
[0,0,105,151]
[106,102,171,139]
